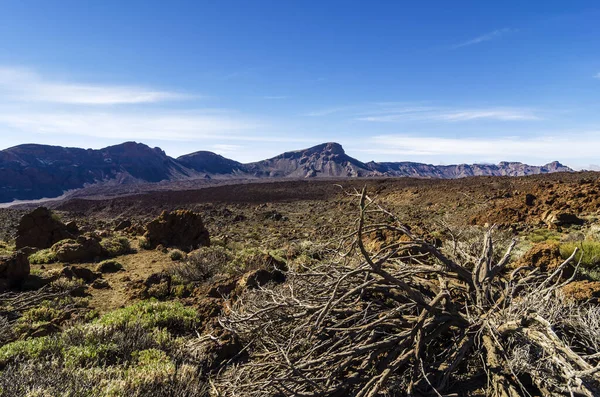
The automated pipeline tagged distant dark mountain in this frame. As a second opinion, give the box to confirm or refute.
[177,151,244,175]
[0,142,198,203]
[0,141,574,203]
[244,142,370,178]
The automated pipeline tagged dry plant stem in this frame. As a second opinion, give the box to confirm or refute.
[213,188,600,396]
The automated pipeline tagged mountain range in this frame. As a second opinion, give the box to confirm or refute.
[0,141,573,203]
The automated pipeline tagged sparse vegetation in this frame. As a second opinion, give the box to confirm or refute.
[169,245,232,282]
[2,176,600,396]
[101,236,132,257]
[28,248,58,264]
[168,249,185,261]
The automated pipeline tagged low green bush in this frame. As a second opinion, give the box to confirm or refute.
[139,236,152,250]
[525,228,562,244]
[96,300,198,333]
[170,245,232,282]
[101,237,132,257]
[28,248,58,264]
[560,240,600,280]
[169,249,186,261]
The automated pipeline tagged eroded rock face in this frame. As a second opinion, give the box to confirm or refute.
[542,211,585,227]
[561,281,600,303]
[52,236,103,263]
[15,207,75,249]
[0,251,30,290]
[517,242,573,277]
[144,210,210,251]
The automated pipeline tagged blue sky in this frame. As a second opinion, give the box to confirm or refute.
[1,1,600,168]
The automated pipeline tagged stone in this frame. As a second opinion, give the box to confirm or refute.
[114,219,132,231]
[51,235,103,263]
[525,193,536,206]
[61,266,101,283]
[95,259,123,273]
[91,278,111,289]
[143,210,210,251]
[15,207,75,249]
[0,251,30,290]
[542,211,584,227]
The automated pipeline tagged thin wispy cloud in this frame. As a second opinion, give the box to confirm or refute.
[359,107,539,122]
[307,103,539,122]
[451,28,517,49]
[0,109,259,140]
[358,133,599,162]
[594,72,600,79]
[0,66,193,105]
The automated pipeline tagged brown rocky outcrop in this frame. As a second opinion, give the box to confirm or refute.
[561,281,600,303]
[51,235,103,263]
[15,207,75,249]
[143,210,210,251]
[517,242,573,277]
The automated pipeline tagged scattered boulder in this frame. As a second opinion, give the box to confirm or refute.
[143,210,210,251]
[91,278,111,289]
[517,242,572,277]
[206,275,239,298]
[95,259,123,273]
[561,281,600,303]
[262,210,288,221]
[0,251,30,290]
[51,236,103,263]
[65,221,80,235]
[15,207,75,250]
[542,211,584,227]
[114,219,132,231]
[525,193,536,206]
[60,266,101,283]
[236,268,286,294]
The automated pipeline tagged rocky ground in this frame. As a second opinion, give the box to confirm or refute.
[0,173,599,396]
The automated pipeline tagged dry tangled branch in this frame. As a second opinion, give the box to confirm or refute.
[213,188,600,396]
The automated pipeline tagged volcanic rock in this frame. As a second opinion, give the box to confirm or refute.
[0,251,30,290]
[15,207,75,249]
[52,236,104,263]
[143,210,210,251]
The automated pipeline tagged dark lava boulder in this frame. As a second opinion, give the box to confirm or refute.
[0,251,30,291]
[60,265,101,283]
[143,210,210,251]
[15,207,75,250]
[51,236,103,263]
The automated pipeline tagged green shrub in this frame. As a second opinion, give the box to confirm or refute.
[139,236,152,250]
[96,259,124,273]
[170,245,232,282]
[0,336,63,366]
[525,228,562,244]
[560,241,600,280]
[228,248,268,275]
[559,241,600,266]
[101,237,132,257]
[96,300,198,333]
[169,249,186,261]
[28,248,58,264]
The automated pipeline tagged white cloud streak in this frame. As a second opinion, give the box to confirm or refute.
[594,72,600,79]
[0,66,192,105]
[360,133,600,161]
[0,110,259,140]
[451,28,517,49]
[357,107,540,122]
